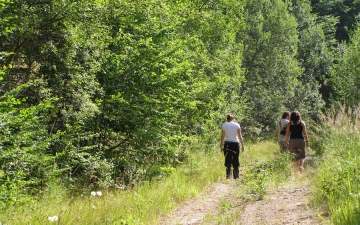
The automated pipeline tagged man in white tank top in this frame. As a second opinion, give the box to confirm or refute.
[220,114,245,179]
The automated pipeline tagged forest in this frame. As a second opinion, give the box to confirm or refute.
[1,0,360,222]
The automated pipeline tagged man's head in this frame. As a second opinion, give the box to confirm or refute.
[282,111,290,119]
[227,114,234,122]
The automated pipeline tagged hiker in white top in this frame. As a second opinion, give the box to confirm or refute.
[220,114,245,179]
[274,111,290,153]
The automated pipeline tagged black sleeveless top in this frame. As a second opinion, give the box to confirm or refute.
[290,122,304,139]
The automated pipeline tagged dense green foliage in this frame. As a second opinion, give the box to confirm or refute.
[313,107,360,224]
[241,0,300,131]
[330,29,360,107]
[311,0,360,42]
[1,0,360,215]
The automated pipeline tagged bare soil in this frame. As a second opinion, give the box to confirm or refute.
[159,154,329,225]
[239,183,318,225]
[159,181,233,225]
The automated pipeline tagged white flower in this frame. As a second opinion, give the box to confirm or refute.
[92,205,96,209]
[91,190,103,197]
[48,216,59,222]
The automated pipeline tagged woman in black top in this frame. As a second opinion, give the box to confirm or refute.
[285,111,310,171]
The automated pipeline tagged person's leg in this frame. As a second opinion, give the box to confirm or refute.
[279,140,286,153]
[289,140,299,169]
[226,167,231,179]
[233,167,239,179]
[298,140,306,170]
[225,155,232,179]
[224,142,232,179]
[299,158,305,167]
[233,155,240,179]
[231,142,240,179]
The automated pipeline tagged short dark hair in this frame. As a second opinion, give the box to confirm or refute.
[282,111,290,119]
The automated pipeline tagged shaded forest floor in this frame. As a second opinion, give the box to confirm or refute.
[159,153,330,225]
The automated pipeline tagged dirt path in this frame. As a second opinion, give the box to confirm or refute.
[159,182,234,225]
[159,154,328,225]
[239,183,317,224]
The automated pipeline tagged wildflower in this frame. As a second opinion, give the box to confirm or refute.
[96,191,102,196]
[91,191,96,196]
[48,216,59,222]
[92,205,96,209]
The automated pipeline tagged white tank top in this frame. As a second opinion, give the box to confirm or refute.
[222,122,240,142]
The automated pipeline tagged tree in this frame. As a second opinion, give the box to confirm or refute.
[0,0,109,205]
[95,0,247,183]
[288,0,330,116]
[330,29,360,107]
[240,0,301,133]
[311,0,360,42]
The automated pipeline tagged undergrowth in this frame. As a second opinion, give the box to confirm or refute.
[312,106,360,225]
[0,139,291,225]
[0,138,222,225]
[4,131,347,225]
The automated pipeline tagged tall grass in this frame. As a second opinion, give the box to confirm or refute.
[236,141,294,200]
[0,139,224,225]
[312,106,360,225]
[0,139,293,225]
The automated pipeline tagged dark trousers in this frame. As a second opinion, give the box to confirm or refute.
[223,141,240,179]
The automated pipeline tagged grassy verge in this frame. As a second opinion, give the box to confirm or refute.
[0,139,224,225]
[1,138,325,225]
[311,107,360,225]
[0,139,286,225]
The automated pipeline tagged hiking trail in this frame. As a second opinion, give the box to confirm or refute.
[159,153,329,225]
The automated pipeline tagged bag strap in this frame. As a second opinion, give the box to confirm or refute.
[279,120,287,130]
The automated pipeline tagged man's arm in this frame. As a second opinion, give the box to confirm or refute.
[237,128,245,152]
[220,130,225,152]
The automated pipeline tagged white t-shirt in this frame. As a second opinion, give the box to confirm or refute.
[277,118,289,141]
[222,122,240,142]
